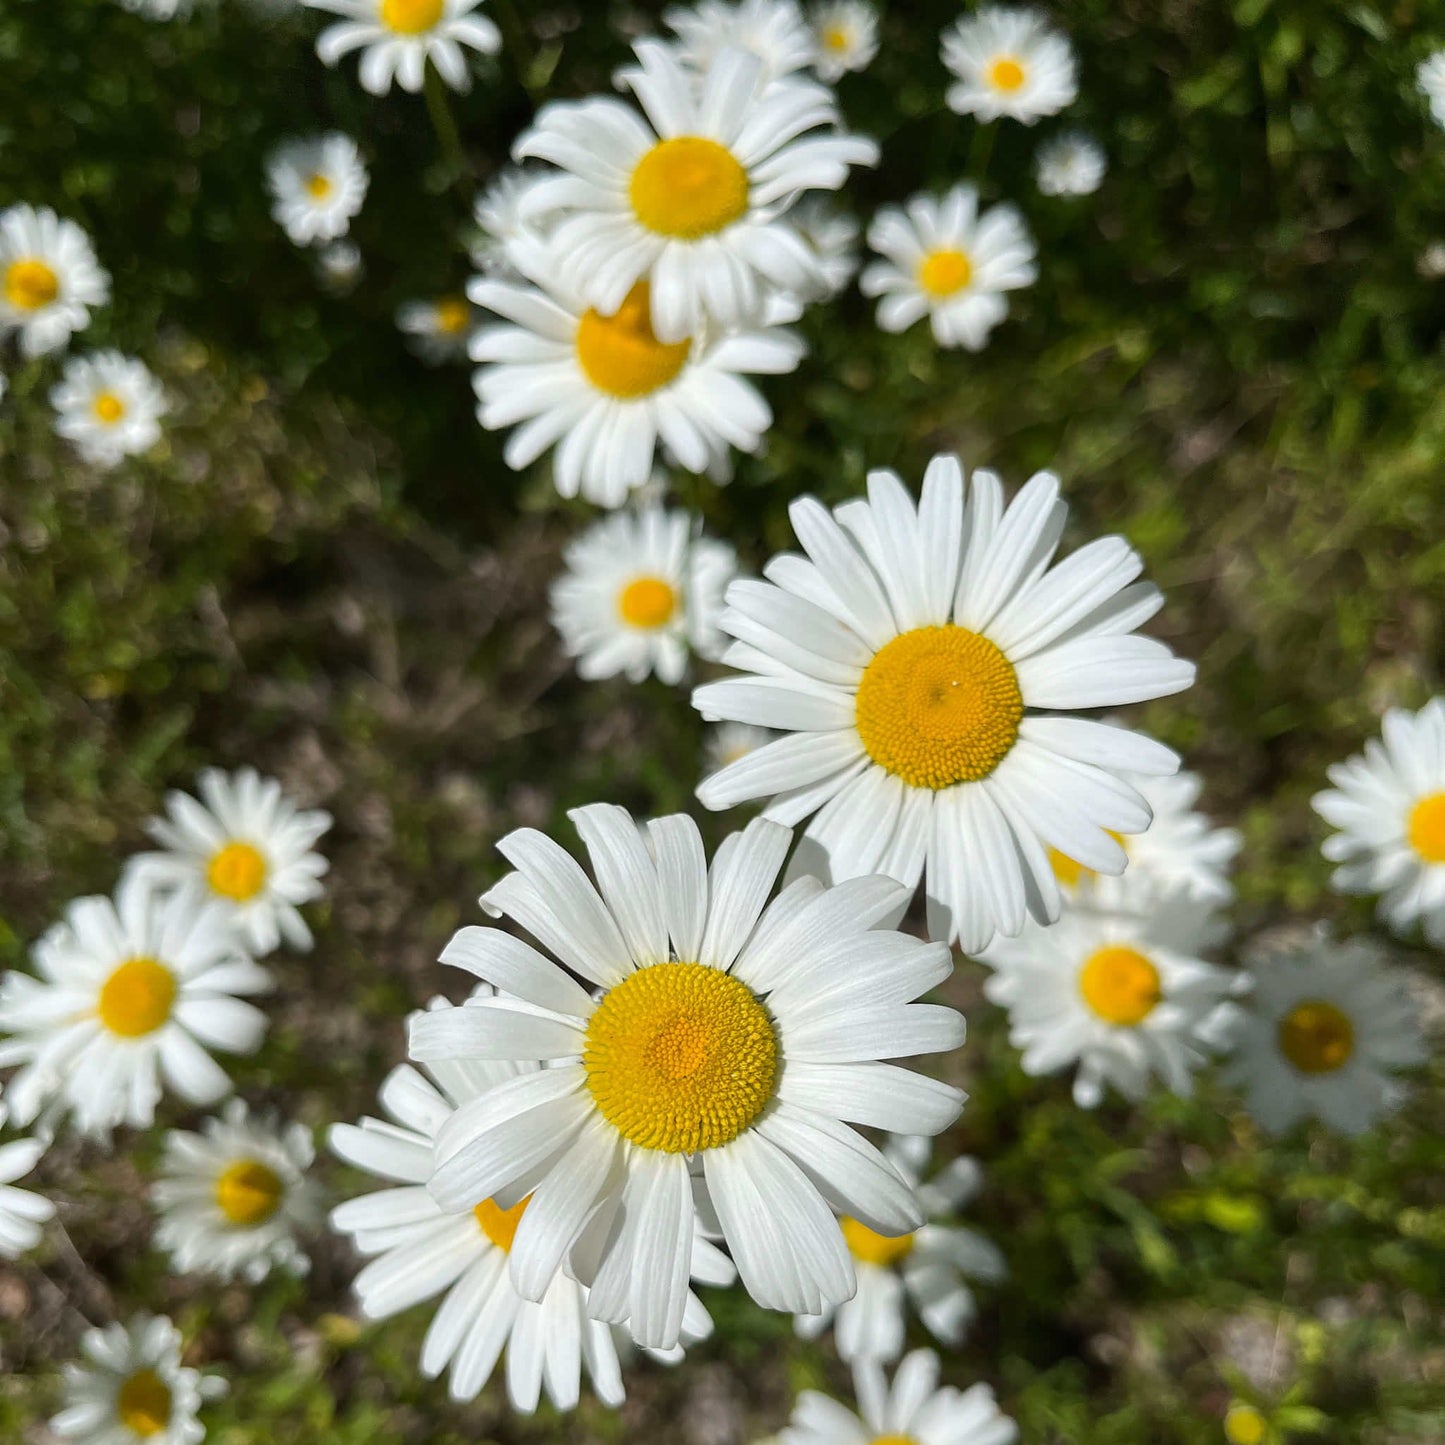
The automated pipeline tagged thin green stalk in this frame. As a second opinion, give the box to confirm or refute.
[967,122,997,188]
[491,0,539,103]
[423,62,469,189]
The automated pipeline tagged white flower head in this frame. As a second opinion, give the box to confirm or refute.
[789,196,861,301]
[1034,129,1106,197]
[317,239,364,292]
[1417,51,1445,128]
[50,351,167,468]
[665,0,818,83]
[706,721,776,776]
[267,133,369,246]
[397,294,474,363]
[0,205,110,358]
[809,1,878,82]
[0,1103,55,1259]
[469,167,546,274]
[304,0,501,95]
[942,5,1077,124]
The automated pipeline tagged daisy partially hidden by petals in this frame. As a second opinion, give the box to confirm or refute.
[407,806,966,1349]
[469,168,544,274]
[941,5,1077,125]
[267,133,369,246]
[304,0,501,96]
[693,458,1194,952]
[0,204,110,359]
[0,1103,55,1259]
[665,0,818,83]
[397,294,474,363]
[810,1,877,82]
[707,721,776,777]
[50,351,167,468]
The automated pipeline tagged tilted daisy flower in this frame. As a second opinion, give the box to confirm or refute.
[153,1099,319,1283]
[1417,52,1445,129]
[810,1,878,82]
[1034,129,1106,197]
[124,766,333,957]
[407,806,966,1349]
[515,39,878,345]
[1311,697,1445,946]
[50,351,167,468]
[0,204,110,359]
[693,459,1194,952]
[0,1103,55,1259]
[469,168,544,274]
[266,133,369,247]
[304,0,501,95]
[665,0,817,83]
[706,721,776,776]
[941,5,1077,125]
[861,186,1036,351]
[50,1314,225,1445]
[397,295,475,363]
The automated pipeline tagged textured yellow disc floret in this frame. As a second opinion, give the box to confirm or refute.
[617,576,678,629]
[4,258,59,312]
[988,56,1027,91]
[841,1215,916,1267]
[1078,945,1160,1027]
[629,137,750,239]
[380,0,443,35]
[97,957,177,1038]
[1223,1405,1268,1445]
[917,247,973,298]
[474,1194,530,1251]
[207,840,268,902]
[584,962,778,1154]
[215,1158,284,1226]
[1407,791,1445,864]
[576,282,692,399]
[854,625,1023,790]
[1277,999,1354,1074]
[435,296,470,335]
[117,1368,172,1438]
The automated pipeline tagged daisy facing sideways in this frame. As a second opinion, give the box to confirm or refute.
[664,0,817,83]
[809,1,878,82]
[0,204,110,358]
[49,351,167,468]
[941,5,1077,124]
[1034,130,1107,197]
[0,1103,55,1260]
[304,0,500,95]
[396,294,474,363]
[692,458,1195,952]
[406,806,966,1350]
[266,133,369,246]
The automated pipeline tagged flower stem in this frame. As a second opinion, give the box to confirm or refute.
[423,62,469,189]
[491,0,539,104]
[967,122,997,187]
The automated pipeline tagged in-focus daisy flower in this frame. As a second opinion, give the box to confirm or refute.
[1312,698,1445,946]
[267,133,369,246]
[551,509,736,685]
[1417,52,1445,128]
[304,0,501,95]
[693,459,1194,951]
[49,351,167,468]
[861,186,1036,351]
[665,0,817,82]
[1034,129,1106,197]
[153,1099,319,1283]
[941,6,1077,124]
[125,767,333,957]
[407,806,965,1349]
[469,168,544,274]
[809,1,877,81]
[706,721,776,776]
[0,1103,55,1259]
[515,40,878,344]
[0,882,271,1137]
[1219,937,1425,1136]
[50,1314,225,1445]
[0,205,110,359]
[397,295,474,363]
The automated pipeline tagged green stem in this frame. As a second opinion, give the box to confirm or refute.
[491,0,538,102]
[423,63,469,188]
[967,122,997,188]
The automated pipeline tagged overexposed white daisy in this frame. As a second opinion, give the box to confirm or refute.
[407,806,965,1349]
[810,1,877,82]
[49,351,167,468]
[665,0,817,82]
[693,458,1194,952]
[515,40,877,344]
[50,1314,225,1445]
[941,6,1077,124]
[397,295,474,363]
[267,133,369,246]
[469,168,544,273]
[706,721,776,776]
[0,882,271,1137]
[0,1103,55,1259]
[861,186,1036,351]
[125,766,333,957]
[1034,129,1106,197]
[153,1098,319,1283]
[0,205,110,359]
[1417,51,1445,128]
[304,0,500,94]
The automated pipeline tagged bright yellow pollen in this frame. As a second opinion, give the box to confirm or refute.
[575,282,691,399]
[988,55,1027,92]
[474,1194,531,1252]
[584,962,778,1154]
[1078,945,1161,1026]
[206,841,268,902]
[4,258,59,312]
[306,172,334,200]
[116,1369,172,1438]
[916,247,973,298]
[617,576,678,629]
[1277,1000,1354,1074]
[97,957,176,1039]
[841,1216,916,1267]
[93,391,126,424]
[379,0,443,34]
[629,136,750,239]
[435,296,470,334]
[854,625,1023,790]
[215,1158,284,1226]
[1407,791,1445,864]
[1224,1404,1269,1445]
[823,25,850,50]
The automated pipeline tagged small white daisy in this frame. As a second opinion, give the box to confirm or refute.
[50,351,167,468]
[397,294,475,363]
[665,0,817,82]
[267,133,369,247]
[124,767,333,957]
[469,167,544,274]
[0,204,110,359]
[809,1,877,82]
[861,185,1036,350]
[790,196,861,301]
[0,1103,55,1259]
[941,6,1077,124]
[706,721,776,776]
[1417,51,1445,128]
[152,1098,319,1283]
[305,0,500,95]
[1034,129,1106,197]
[50,1314,226,1445]
[317,238,364,292]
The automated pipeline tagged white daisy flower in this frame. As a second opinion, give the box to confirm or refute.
[50,1314,225,1445]
[0,204,110,359]
[665,0,817,83]
[790,196,861,301]
[406,805,965,1349]
[0,1103,55,1259]
[692,458,1194,952]
[1418,240,1445,280]
[1034,129,1106,197]
[941,6,1077,124]
[304,0,500,94]
[1417,51,1445,128]
[551,508,736,686]
[152,1098,320,1283]
[1219,937,1426,1136]
[0,883,271,1138]
[861,185,1035,351]
[796,1136,1004,1362]
[124,767,333,957]
[706,721,776,776]
[397,295,474,363]
[514,39,878,344]
[810,1,877,82]
[469,167,545,274]
[49,351,168,468]
[267,133,369,246]
[317,238,364,292]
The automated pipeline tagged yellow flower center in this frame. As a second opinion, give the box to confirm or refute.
[116,1368,172,1437]
[1078,945,1161,1026]
[306,172,334,200]
[1049,831,1126,889]
[629,136,750,239]
[872,1437,918,1445]
[1277,1000,1354,1074]
[473,1194,531,1251]
[575,281,692,398]
[823,25,850,51]
[1406,791,1445,864]
[854,625,1023,790]
[92,391,126,424]
[617,575,678,629]
[988,55,1027,92]
[916,247,973,298]
[206,841,268,902]
[379,0,443,34]
[4,258,59,312]
[215,1158,285,1226]
[584,962,778,1154]
[435,296,470,334]
[1224,1404,1268,1445]
[97,956,176,1039]
[841,1215,916,1267]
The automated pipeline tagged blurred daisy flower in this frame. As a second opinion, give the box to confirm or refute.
[267,133,369,246]
[397,294,475,362]
[49,351,167,468]
[468,167,544,274]
[790,196,861,301]
[317,238,364,292]
[1034,129,1106,197]
[112,0,202,20]
[941,5,1077,124]
[0,204,110,358]
[706,721,775,776]
[665,0,817,82]
[1417,51,1445,128]
[0,1103,55,1260]
[809,1,878,82]
[304,0,500,95]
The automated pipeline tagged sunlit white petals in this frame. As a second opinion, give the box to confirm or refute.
[665,0,818,82]
[0,1104,55,1259]
[941,5,1077,124]
[303,0,501,96]
[1417,51,1445,128]
[0,204,110,358]
[809,1,878,82]
[267,132,369,245]
[1034,129,1106,197]
[50,351,167,467]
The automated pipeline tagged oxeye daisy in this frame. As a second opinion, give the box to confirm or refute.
[941,5,1077,125]
[152,1099,319,1283]
[0,882,271,1138]
[124,766,333,957]
[809,1,877,82]
[1417,52,1445,128]
[406,805,965,1349]
[304,0,501,95]
[1034,129,1106,197]
[0,1103,55,1259]
[692,458,1194,952]
[1311,697,1445,946]
[397,294,475,363]
[707,721,776,776]
[0,204,110,359]
[267,133,369,247]
[514,39,878,345]
[50,351,167,468]
[860,185,1036,351]
[665,0,817,83]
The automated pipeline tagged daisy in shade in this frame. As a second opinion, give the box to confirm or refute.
[1418,52,1445,128]
[0,1103,55,1259]
[304,0,500,95]
[50,1314,225,1445]
[407,805,965,1349]
[692,458,1194,952]
[810,1,877,82]
[1312,697,1445,946]
[0,204,110,358]
[665,0,817,83]
[941,6,1077,124]
[50,351,167,468]
[153,1099,320,1283]
[397,295,474,363]
[514,40,878,345]
[267,133,369,247]
[1219,937,1426,1136]
[706,721,776,777]
[861,185,1036,351]
[1034,130,1106,197]
[124,767,332,957]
